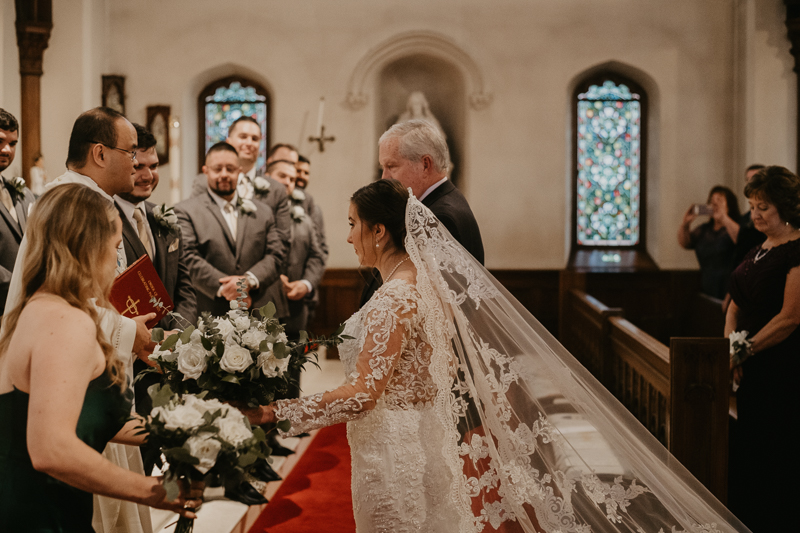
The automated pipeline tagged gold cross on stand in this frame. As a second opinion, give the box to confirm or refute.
[308,125,336,152]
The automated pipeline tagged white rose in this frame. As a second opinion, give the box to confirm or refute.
[242,329,268,351]
[254,176,270,191]
[177,342,208,380]
[215,318,235,340]
[291,205,305,219]
[198,397,233,417]
[189,328,203,344]
[219,343,254,373]
[149,343,177,363]
[197,317,206,333]
[184,433,221,474]
[215,416,253,447]
[291,188,305,201]
[729,330,750,353]
[154,404,205,431]
[234,316,251,332]
[258,350,289,378]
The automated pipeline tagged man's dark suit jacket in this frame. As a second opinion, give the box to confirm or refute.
[192,172,291,318]
[0,178,35,315]
[176,192,285,317]
[116,200,198,419]
[115,200,198,329]
[359,179,484,306]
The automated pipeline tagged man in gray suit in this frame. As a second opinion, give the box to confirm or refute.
[0,109,34,315]
[270,160,326,335]
[177,142,285,316]
[191,117,291,319]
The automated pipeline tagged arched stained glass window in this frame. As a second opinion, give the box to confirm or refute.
[575,78,644,247]
[197,76,271,173]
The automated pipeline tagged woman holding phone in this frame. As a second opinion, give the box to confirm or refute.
[678,185,741,298]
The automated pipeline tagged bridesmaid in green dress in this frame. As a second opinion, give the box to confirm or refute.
[0,184,199,532]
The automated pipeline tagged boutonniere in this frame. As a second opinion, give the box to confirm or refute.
[290,204,306,221]
[253,176,270,195]
[152,204,179,236]
[238,198,257,215]
[290,188,305,202]
[5,176,26,203]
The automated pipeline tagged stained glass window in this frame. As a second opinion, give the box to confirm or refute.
[576,79,642,246]
[202,79,269,172]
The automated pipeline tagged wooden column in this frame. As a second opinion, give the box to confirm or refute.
[14,0,52,186]
[785,1,800,169]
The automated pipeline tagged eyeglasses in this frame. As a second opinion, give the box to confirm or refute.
[91,141,137,161]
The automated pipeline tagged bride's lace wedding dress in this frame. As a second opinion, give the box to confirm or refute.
[275,196,751,533]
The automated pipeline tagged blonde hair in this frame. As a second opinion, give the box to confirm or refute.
[0,184,126,389]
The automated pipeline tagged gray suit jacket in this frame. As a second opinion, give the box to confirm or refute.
[193,172,291,317]
[0,177,35,315]
[115,200,198,330]
[176,192,287,317]
[284,214,326,333]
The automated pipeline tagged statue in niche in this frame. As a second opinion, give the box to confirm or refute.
[396,91,446,139]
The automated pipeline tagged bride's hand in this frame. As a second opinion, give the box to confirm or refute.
[241,404,276,426]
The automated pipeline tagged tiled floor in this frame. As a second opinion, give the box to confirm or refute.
[151,350,343,533]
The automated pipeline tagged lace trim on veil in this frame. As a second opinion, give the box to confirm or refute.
[403,194,749,533]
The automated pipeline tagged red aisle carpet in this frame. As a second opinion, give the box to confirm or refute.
[248,424,356,533]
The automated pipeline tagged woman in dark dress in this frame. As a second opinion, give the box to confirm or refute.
[725,166,800,532]
[678,185,742,299]
[0,185,199,532]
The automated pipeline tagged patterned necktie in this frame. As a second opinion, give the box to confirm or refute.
[0,185,18,223]
[133,207,154,258]
[224,202,238,241]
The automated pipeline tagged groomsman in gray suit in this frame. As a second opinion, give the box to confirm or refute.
[115,124,198,434]
[191,117,291,319]
[177,142,285,317]
[0,109,34,315]
[269,159,326,335]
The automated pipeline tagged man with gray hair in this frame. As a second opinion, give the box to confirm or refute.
[361,118,484,305]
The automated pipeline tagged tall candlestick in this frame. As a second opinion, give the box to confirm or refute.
[316,97,325,137]
[169,116,181,205]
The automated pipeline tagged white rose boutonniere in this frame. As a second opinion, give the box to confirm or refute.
[291,188,305,202]
[253,176,270,194]
[291,204,305,221]
[152,204,180,235]
[239,198,257,215]
[5,176,27,203]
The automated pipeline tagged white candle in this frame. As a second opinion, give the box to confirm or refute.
[169,116,181,205]
[316,97,325,137]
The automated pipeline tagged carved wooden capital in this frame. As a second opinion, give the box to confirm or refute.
[785,0,800,73]
[16,23,51,76]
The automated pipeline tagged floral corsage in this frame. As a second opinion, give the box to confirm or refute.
[253,176,270,195]
[729,330,752,367]
[5,176,26,202]
[238,198,257,215]
[152,204,179,235]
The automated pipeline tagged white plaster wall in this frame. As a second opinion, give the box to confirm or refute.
[1,0,22,178]
[4,0,796,271]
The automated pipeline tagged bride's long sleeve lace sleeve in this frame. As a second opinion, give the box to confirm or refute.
[273,287,416,436]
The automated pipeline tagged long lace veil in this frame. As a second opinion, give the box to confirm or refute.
[405,195,749,533]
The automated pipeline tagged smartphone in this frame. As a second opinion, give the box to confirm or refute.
[693,204,713,216]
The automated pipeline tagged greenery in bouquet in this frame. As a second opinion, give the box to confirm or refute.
[142,386,271,532]
[141,297,349,408]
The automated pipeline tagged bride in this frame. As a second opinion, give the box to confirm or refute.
[246,178,750,533]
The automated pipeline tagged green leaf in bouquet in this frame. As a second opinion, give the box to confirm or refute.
[259,339,272,353]
[298,330,309,344]
[252,426,266,441]
[164,474,180,502]
[216,342,225,358]
[222,375,240,384]
[151,328,165,343]
[237,450,259,468]
[165,446,200,466]
[148,383,175,408]
[259,301,276,319]
[160,332,181,352]
[276,419,292,433]
[179,325,196,345]
[334,323,346,336]
[273,343,287,359]
[201,336,213,351]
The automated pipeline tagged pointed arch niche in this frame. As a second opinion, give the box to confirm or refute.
[567,61,660,272]
[345,32,492,187]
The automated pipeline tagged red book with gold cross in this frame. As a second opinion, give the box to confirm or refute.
[109,254,174,328]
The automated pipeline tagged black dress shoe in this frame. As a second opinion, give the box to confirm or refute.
[225,481,268,505]
[269,442,296,456]
[252,459,282,483]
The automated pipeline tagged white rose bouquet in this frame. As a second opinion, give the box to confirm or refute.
[143,387,272,533]
[142,299,348,408]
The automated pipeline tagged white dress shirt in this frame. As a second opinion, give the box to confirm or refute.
[207,189,260,291]
[419,176,448,202]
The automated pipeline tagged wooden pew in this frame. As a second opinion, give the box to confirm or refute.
[561,289,730,502]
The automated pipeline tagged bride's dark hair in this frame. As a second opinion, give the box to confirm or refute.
[351,179,409,251]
